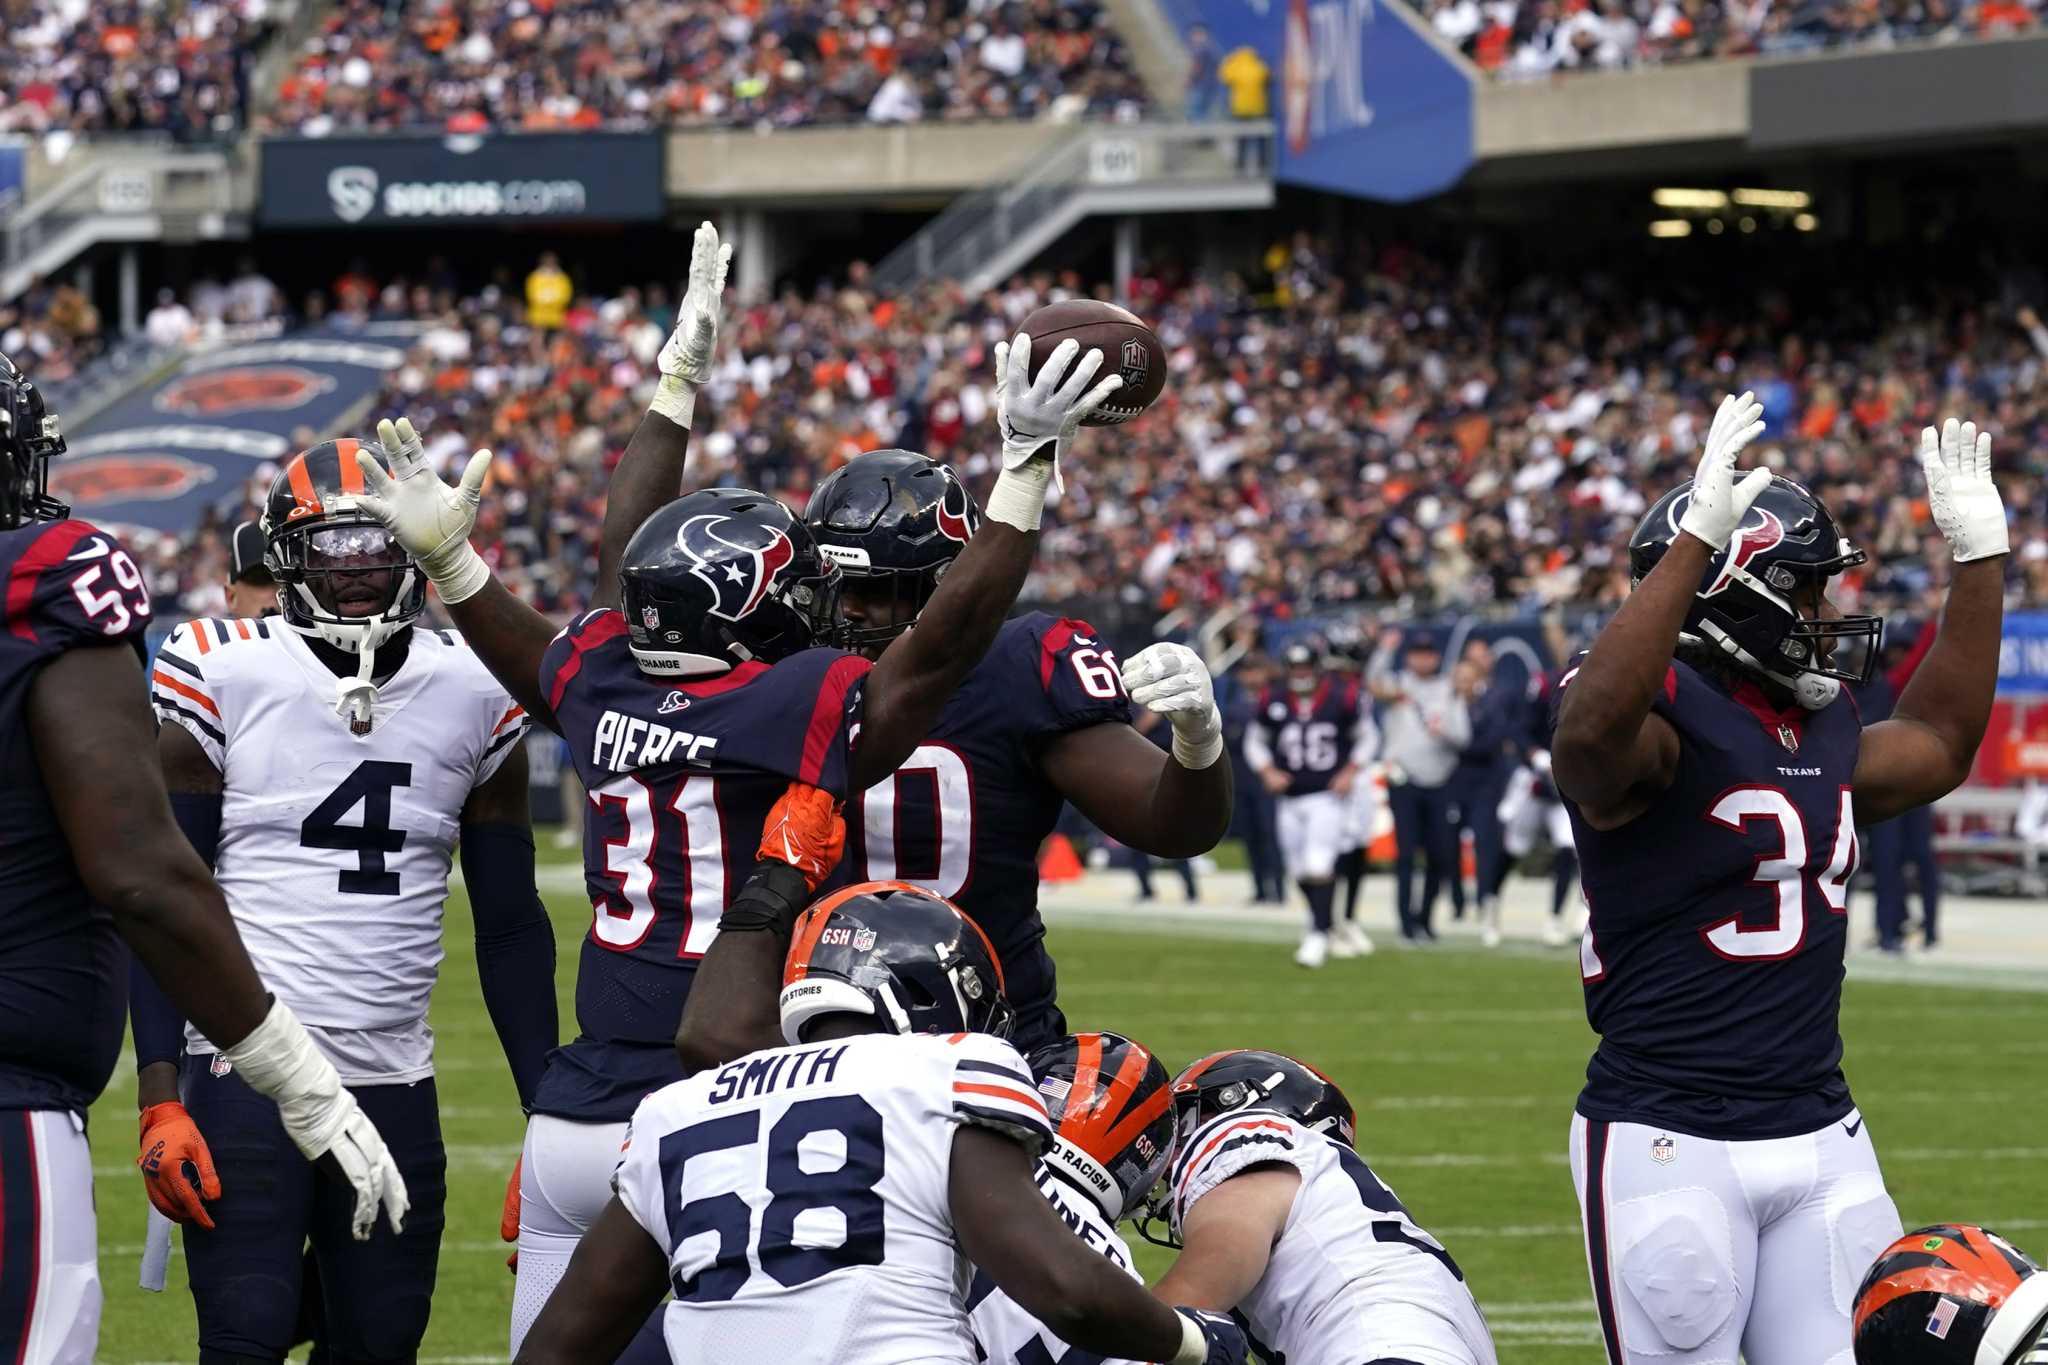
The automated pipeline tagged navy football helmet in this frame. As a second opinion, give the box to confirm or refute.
[1168,1048,1357,1150]
[779,880,1013,1045]
[0,352,68,529]
[1028,1031,1175,1222]
[1632,475,1881,707]
[620,488,841,677]
[1854,1225,2048,1365]
[804,450,980,652]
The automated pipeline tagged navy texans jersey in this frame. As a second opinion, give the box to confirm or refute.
[1255,679,1365,796]
[840,614,1131,1051]
[534,607,869,1120]
[0,519,152,1113]
[1556,655,1864,1140]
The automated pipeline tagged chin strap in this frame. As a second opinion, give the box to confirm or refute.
[335,640,380,732]
[1778,670,1839,711]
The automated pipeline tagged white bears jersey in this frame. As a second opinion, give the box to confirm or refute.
[150,619,526,1082]
[1171,1109,1499,1365]
[969,1165,1144,1365]
[612,1031,1053,1365]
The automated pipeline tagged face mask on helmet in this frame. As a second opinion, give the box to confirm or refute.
[271,520,423,649]
[0,355,70,529]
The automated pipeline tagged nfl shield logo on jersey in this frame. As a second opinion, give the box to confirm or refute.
[210,1053,233,1078]
[1777,723,1799,752]
[1650,1134,1676,1165]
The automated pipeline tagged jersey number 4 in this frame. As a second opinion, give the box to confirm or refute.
[657,1094,885,1302]
[300,760,412,895]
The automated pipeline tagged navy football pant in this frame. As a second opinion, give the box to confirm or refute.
[180,1055,446,1364]
[1389,782,1459,935]
[1869,804,1939,947]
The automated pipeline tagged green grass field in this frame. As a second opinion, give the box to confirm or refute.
[87,862,2048,1363]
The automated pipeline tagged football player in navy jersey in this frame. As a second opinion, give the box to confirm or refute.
[776,449,1228,1047]
[1550,395,2009,1365]
[0,353,405,1364]
[1246,642,1379,967]
[347,225,1133,1354]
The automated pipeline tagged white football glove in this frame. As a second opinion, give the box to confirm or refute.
[985,332,1124,531]
[1120,642,1223,770]
[651,219,733,430]
[1676,391,1771,551]
[220,999,408,1241]
[353,417,493,605]
[1919,417,2007,562]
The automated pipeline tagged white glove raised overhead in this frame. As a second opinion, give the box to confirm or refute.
[353,417,493,605]
[1677,391,1771,551]
[1121,642,1223,770]
[651,219,733,430]
[219,999,408,1241]
[1919,417,2008,562]
[985,332,1125,532]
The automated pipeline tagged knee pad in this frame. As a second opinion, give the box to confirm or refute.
[1614,1188,1741,1352]
[1827,1178,1901,1318]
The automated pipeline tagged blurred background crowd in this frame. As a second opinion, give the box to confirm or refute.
[129,237,2048,635]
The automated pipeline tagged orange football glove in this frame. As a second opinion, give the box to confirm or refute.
[502,1156,521,1273]
[757,783,846,892]
[137,1101,220,1230]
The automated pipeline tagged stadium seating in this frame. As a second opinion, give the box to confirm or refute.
[134,239,2048,629]
[1420,0,2041,75]
[269,0,1151,134]
[0,0,262,135]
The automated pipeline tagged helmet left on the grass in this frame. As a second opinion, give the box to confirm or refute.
[1854,1224,2048,1365]
[779,880,1013,1045]
[1028,1031,1174,1222]
[620,487,842,677]
[0,351,69,529]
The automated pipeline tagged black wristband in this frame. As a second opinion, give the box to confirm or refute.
[719,861,813,937]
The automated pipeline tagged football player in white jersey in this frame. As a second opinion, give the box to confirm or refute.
[968,1030,1176,1365]
[514,879,1250,1365]
[1147,1050,1498,1365]
[130,439,557,1362]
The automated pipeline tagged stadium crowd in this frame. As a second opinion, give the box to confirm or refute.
[270,0,1149,134]
[1419,0,2041,75]
[0,0,264,135]
[133,237,2048,630]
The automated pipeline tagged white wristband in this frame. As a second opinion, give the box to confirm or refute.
[1170,705,1225,771]
[219,998,348,1158]
[985,457,1055,532]
[1171,1314,1208,1365]
[649,373,699,430]
[421,540,490,606]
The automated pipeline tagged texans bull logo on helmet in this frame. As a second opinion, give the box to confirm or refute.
[676,512,795,622]
[936,478,976,545]
[1667,494,1788,598]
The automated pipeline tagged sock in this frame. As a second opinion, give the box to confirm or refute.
[1302,881,1335,934]
[1337,849,1365,920]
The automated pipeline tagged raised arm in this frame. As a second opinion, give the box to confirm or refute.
[1553,393,1766,828]
[851,335,1123,789]
[32,643,406,1237]
[1042,643,1233,859]
[1852,419,2009,824]
[594,222,731,610]
[354,421,557,724]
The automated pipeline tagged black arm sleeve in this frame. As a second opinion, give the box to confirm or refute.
[462,821,558,1111]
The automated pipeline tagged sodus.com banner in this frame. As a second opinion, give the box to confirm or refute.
[259,131,664,228]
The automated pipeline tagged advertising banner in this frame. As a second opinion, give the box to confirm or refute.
[259,131,664,228]
[1172,0,1473,201]
[53,323,410,532]
[1998,611,2048,695]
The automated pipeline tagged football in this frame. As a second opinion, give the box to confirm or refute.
[1019,298,1167,427]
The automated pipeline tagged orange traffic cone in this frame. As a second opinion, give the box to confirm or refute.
[1038,833,1084,882]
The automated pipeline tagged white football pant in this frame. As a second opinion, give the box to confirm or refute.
[0,1111,98,1365]
[509,1113,630,1355]
[1570,1111,1902,1365]
[1279,790,1346,881]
